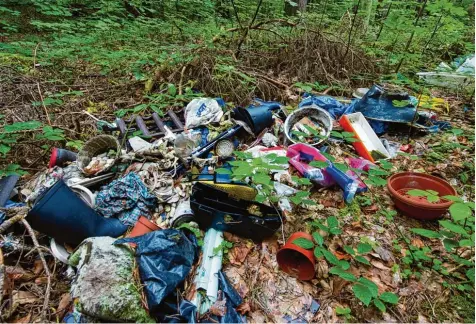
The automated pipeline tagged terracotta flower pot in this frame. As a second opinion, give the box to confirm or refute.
[128,216,160,238]
[276,232,316,281]
[387,172,456,220]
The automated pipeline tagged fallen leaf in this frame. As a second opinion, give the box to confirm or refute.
[209,297,227,317]
[371,260,391,270]
[411,238,425,248]
[57,293,72,318]
[335,250,351,260]
[13,314,31,323]
[363,205,379,214]
[13,291,39,305]
[35,277,48,285]
[237,302,251,314]
[229,244,252,266]
[321,199,337,207]
[33,260,43,275]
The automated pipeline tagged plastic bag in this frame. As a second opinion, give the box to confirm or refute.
[185,98,224,129]
[115,229,198,320]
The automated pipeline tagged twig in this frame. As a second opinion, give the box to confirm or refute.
[33,43,40,70]
[235,0,264,57]
[343,0,362,59]
[0,213,25,234]
[178,65,187,96]
[21,218,51,320]
[36,82,52,126]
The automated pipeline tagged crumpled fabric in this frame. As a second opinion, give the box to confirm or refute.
[95,172,157,226]
[184,98,224,129]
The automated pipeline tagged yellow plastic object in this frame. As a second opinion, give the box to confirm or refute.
[198,181,257,201]
[418,95,449,114]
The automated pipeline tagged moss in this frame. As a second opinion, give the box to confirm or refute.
[450,294,475,323]
[339,200,361,220]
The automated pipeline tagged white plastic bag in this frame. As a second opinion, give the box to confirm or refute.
[184,98,223,129]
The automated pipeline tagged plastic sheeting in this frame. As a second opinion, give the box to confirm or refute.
[299,85,452,135]
[116,229,198,322]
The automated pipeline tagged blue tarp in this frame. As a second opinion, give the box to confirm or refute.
[299,85,451,135]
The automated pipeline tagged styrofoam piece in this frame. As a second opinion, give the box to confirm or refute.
[339,112,390,163]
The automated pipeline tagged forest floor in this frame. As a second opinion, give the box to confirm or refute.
[1,27,475,323]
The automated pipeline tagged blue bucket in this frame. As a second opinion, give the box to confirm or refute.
[27,180,128,245]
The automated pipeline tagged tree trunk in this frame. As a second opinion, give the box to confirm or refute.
[284,0,307,16]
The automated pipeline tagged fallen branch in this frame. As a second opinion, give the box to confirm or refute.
[213,19,298,42]
[36,82,52,126]
[21,218,51,320]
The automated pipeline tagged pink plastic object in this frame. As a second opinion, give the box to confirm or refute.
[345,157,376,172]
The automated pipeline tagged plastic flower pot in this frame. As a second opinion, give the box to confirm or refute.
[276,232,316,281]
[48,148,77,168]
[387,172,456,220]
[128,216,160,238]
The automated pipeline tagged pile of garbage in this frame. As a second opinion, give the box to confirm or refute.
[0,84,455,322]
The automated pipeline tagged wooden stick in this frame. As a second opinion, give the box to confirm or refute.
[21,219,51,320]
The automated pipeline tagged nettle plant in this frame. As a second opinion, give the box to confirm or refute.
[406,192,475,291]
[216,151,315,207]
[293,216,399,312]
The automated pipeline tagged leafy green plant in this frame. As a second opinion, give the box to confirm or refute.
[330,131,360,143]
[335,306,352,320]
[217,152,315,206]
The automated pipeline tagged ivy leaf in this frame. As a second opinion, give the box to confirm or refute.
[352,283,372,306]
[406,189,430,197]
[379,292,399,305]
[0,144,11,156]
[443,238,459,251]
[449,203,472,222]
[459,239,473,247]
[215,168,232,175]
[373,298,386,312]
[327,216,338,228]
[337,260,350,270]
[335,306,351,315]
[410,228,442,239]
[355,255,371,265]
[312,232,324,246]
[314,246,323,258]
[466,268,475,283]
[254,173,271,185]
[290,196,303,205]
[321,249,340,266]
[344,245,355,256]
[357,243,372,254]
[329,227,343,235]
[330,131,344,139]
[302,199,317,206]
[357,277,378,298]
[329,266,357,282]
[295,191,310,198]
[292,238,314,250]
[439,220,469,236]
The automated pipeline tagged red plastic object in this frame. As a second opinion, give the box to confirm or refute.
[128,216,160,238]
[387,172,456,220]
[48,148,58,168]
[276,232,316,281]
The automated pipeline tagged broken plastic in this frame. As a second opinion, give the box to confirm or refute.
[287,143,362,203]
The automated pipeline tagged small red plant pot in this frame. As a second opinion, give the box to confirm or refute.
[128,216,161,238]
[277,232,316,281]
[387,172,457,220]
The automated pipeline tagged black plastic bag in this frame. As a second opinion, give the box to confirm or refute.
[116,229,198,320]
